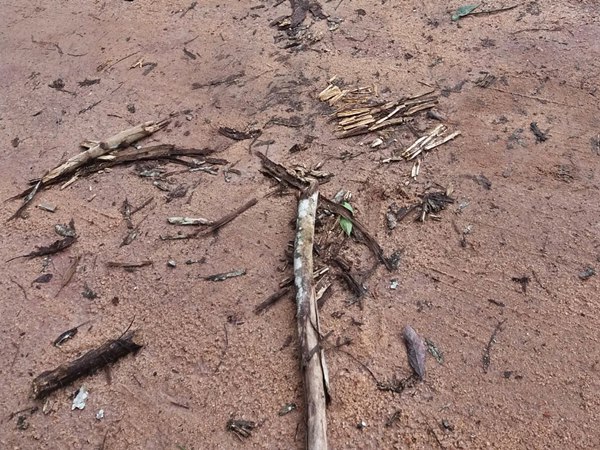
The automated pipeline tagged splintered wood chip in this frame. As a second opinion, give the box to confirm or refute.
[403,325,426,380]
[318,80,439,138]
[167,216,212,226]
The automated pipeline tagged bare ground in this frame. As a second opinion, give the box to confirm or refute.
[1,0,599,448]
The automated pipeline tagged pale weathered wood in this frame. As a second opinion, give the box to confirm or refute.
[294,182,328,450]
[41,119,170,185]
[9,120,170,220]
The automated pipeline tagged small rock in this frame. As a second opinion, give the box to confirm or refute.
[72,386,89,410]
[16,415,29,430]
[127,103,136,113]
[441,419,454,431]
[38,203,57,213]
[357,420,367,430]
[82,284,98,299]
[278,403,297,416]
[167,260,177,268]
[390,279,399,290]
[96,409,104,420]
[579,267,596,281]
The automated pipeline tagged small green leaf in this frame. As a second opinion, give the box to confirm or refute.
[339,201,354,236]
[451,4,479,21]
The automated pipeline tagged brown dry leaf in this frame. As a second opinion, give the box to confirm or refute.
[403,325,426,380]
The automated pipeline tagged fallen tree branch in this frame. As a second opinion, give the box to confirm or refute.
[294,182,328,450]
[31,331,142,399]
[9,120,170,220]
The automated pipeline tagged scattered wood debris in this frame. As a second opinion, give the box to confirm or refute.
[226,418,256,440]
[417,190,455,221]
[403,325,426,380]
[482,319,507,373]
[32,331,142,399]
[382,124,461,163]
[318,78,440,138]
[258,152,394,270]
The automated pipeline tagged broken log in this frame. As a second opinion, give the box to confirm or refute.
[31,331,142,399]
[294,182,328,450]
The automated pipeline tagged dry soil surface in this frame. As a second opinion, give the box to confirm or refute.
[1,0,599,449]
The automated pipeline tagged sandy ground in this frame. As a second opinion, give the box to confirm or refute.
[1,0,599,448]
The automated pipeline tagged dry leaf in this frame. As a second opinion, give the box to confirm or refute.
[403,325,426,380]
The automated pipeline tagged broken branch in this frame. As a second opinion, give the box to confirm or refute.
[294,182,328,450]
[32,331,142,399]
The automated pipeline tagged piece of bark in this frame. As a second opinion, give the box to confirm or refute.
[403,325,426,380]
[294,182,328,450]
[32,331,142,399]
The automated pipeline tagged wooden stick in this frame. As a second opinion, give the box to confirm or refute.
[31,331,142,399]
[294,183,328,450]
[42,120,170,186]
[9,120,170,220]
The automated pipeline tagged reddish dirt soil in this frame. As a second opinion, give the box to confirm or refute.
[1,1,599,449]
